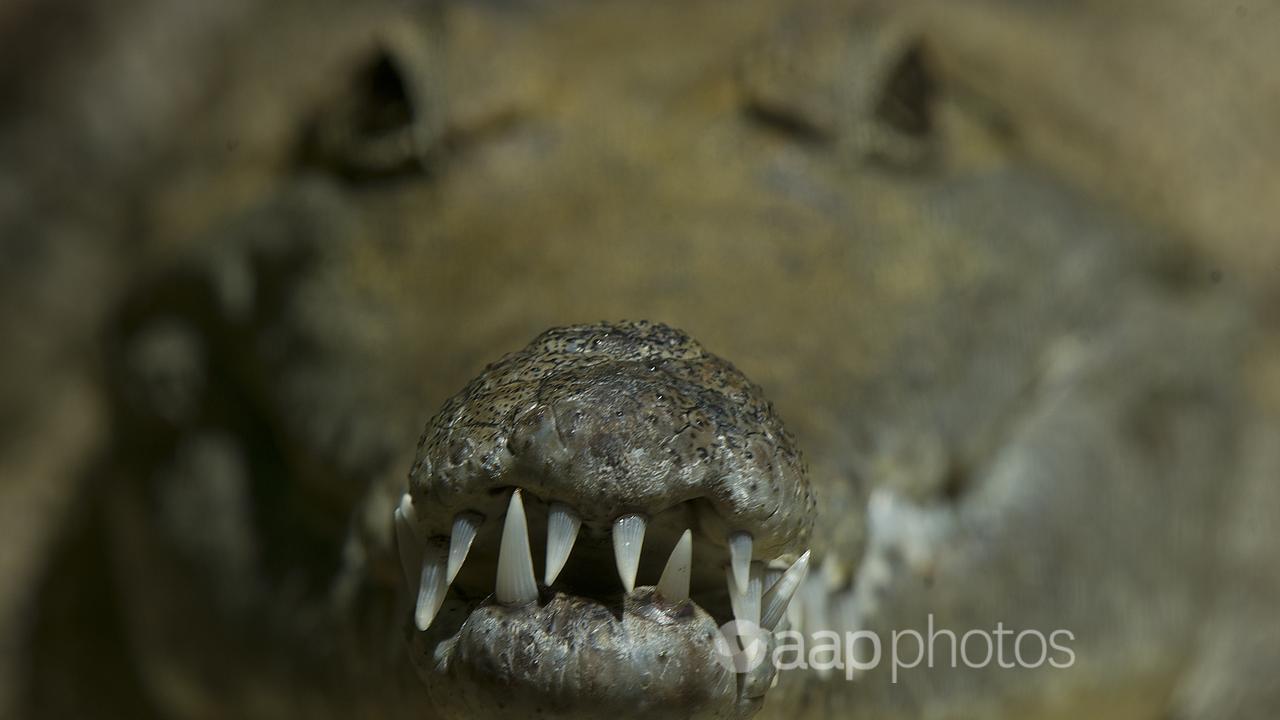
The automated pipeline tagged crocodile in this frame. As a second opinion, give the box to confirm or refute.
[14,0,1280,718]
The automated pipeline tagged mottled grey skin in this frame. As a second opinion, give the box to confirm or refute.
[405,321,811,718]
[418,590,775,720]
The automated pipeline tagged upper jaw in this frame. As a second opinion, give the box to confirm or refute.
[408,321,814,557]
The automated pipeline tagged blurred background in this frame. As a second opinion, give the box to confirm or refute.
[1,0,1278,718]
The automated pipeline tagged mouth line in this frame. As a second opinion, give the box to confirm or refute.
[395,487,810,635]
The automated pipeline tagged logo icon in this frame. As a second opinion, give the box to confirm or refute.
[713,620,768,673]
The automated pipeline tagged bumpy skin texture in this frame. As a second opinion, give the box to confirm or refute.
[411,321,813,555]
[416,590,777,720]
[15,1,1280,719]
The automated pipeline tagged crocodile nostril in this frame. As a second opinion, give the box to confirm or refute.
[449,438,472,465]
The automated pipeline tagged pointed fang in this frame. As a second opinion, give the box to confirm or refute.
[613,514,647,593]
[495,490,538,604]
[544,503,581,586]
[657,529,693,602]
[761,550,810,630]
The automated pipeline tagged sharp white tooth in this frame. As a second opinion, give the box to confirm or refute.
[727,561,763,628]
[415,539,448,631]
[728,531,753,594]
[764,565,784,593]
[612,514,647,593]
[544,503,581,586]
[761,550,810,630]
[496,490,538,604]
[399,493,420,529]
[394,507,422,594]
[447,512,482,585]
[657,529,693,602]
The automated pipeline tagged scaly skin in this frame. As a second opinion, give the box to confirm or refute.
[18,1,1280,718]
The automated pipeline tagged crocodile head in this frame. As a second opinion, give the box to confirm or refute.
[394,321,816,719]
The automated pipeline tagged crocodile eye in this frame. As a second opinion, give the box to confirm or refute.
[873,42,935,140]
[298,40,442,179]
[737,18,937,168]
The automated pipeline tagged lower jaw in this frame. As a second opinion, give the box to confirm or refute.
[410,589,775,720]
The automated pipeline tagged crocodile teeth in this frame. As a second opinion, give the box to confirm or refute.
[761,550,810,630]
[764,565,784,593]
[447,512,482,585]
[415,539,448,630]
[748,562,764,624]
[544,503,581,586]
[656,529,693,602]
[728,561,763,628]
[496,490,538,605]
[399,493,419,526]
[728,531,753,595]
[612,514,647,593]
[393,503,421,594]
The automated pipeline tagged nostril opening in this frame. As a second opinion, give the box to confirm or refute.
[874,42,936,139]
